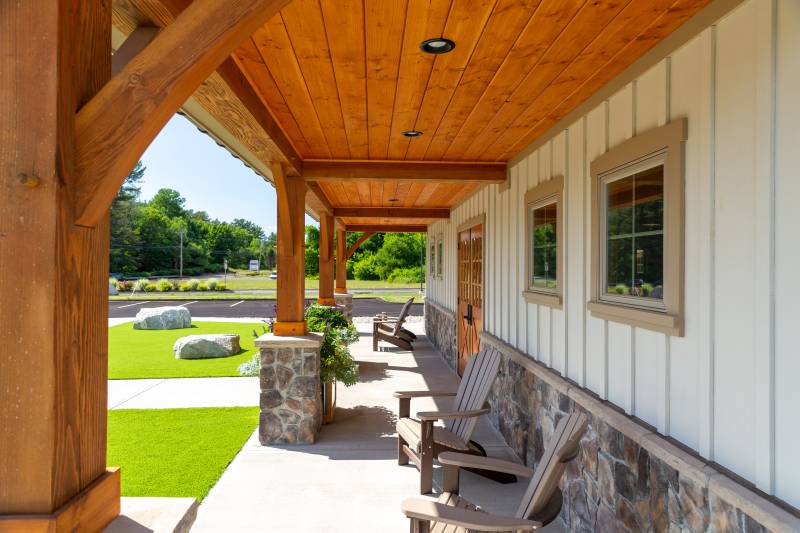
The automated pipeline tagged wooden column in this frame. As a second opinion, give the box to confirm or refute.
[317,213,336,306]
[0,1,120,530]
[273,163,307,335]
[335,224,348,294]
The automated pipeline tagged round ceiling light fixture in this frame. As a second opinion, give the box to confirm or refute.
[401,130,423,138]
[420,38,455,54]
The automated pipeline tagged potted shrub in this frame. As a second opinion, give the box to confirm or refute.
[305,304,359,423]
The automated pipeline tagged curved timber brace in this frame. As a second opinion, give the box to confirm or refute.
[72,0,290,227]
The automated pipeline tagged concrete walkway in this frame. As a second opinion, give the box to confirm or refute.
[109,376,259,410]
[190,323,564,533]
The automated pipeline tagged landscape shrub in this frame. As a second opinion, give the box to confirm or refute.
[215,283,227,291]
[206,278,218,290]
[237,354,260,377]
[641,283,654,296]
[197,282,209,291]
[116,280,132,292]
[133,278,150,292]
[353,255,380,280]
[144,283,157,292]
[187,279,200,291]
[304,304,359,386]
[613,283,629,295]
[156,279,173,292]
[179,282,192,292]
[109,277,118,286]
[387,266,422,284]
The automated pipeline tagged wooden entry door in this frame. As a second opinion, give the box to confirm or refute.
[457,223,483,376]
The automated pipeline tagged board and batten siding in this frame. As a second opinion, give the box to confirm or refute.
[426,0,800,509]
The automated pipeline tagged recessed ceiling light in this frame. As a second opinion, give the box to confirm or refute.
[402,130,423,138]
[420,38,455,54]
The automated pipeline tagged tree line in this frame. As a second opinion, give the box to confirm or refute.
[111,163,426,282]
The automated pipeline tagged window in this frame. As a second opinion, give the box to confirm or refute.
[523,176,563,308]
[436,235,443,278]
[589,119,686,336]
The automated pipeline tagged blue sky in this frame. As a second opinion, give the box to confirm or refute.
[139,114,316,234]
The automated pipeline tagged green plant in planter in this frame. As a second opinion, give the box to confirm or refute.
[304,304,359,386]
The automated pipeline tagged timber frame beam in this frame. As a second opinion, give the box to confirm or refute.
[73,0,291,227]
[303,160,508,183]
[333,207,449,219]
[345,225,428,233]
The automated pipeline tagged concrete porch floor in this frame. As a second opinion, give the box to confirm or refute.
[190,322,565,533]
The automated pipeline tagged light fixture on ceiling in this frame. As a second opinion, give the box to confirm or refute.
[420,37,456,54]
[402,130,423,138]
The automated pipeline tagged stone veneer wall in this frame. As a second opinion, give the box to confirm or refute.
[423,300,799,532]
[334,293,353,319]
[257,334,322,445]
[424,300,457,371]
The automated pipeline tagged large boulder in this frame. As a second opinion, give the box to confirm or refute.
[133,306,191,330]
[174,334,241,359]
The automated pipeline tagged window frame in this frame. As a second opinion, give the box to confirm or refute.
[599,151,667,311]
[523,176,564,309]
[436,234,444,279]
[589,118,686,336]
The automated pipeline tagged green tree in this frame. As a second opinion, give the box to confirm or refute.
[304,225,320,276]
[149,188,186,219]
[109,161,145,273]
[373,233,424,280]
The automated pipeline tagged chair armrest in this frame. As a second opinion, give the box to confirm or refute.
[393,390,457,399]
[416,407,489,421]
[438,452,535,477]
[401,498,540,531]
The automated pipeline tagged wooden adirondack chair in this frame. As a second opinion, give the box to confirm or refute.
[401,412,589,532]
[373,297,416,351]
[394,345,502,494]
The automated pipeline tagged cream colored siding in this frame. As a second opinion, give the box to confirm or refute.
[426,0,800,508]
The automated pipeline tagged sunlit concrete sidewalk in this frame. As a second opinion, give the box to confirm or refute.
[108,376,259,410]
[190,322,562,533]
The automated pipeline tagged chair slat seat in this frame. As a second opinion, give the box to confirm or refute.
[431,492,482,533]
[397,418,471,453]
[395,345,502,493]
[402,412,589,532]
[373,298,415,351]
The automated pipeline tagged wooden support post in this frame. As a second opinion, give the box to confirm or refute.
[335,224,348,295]
[0,1,120,530]
[317,213,335,306]
[272,163,307,335]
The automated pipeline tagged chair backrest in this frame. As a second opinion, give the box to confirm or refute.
[516,412,588,520]
[391,297,414,336]
[445,345,502,441]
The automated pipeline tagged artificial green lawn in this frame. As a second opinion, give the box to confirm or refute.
[109,321,264,379]
[108,407,259,500]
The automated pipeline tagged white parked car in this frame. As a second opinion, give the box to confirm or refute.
[269,271,277,280]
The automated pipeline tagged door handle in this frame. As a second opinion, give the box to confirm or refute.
[463,304,473,325]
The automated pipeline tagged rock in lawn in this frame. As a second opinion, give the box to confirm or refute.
[133,306,192,330]
[174,334,241,359]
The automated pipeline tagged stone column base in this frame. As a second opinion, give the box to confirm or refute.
[255,333,322,445]
[334,293,353,319]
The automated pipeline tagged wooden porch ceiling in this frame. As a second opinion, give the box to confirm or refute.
[111,0,711,231]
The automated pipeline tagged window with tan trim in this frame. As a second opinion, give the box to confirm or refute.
[436,234,443,279]
[523,176,563,309]
[589,118,686,336]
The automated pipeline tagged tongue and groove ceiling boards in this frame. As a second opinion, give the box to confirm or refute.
[112,0,711,229]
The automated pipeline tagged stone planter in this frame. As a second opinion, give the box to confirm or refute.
[322,380,337,424]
